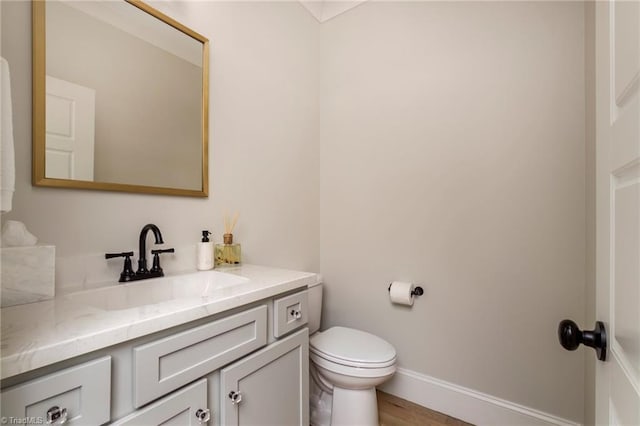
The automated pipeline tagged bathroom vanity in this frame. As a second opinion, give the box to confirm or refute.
[0,265,316,425]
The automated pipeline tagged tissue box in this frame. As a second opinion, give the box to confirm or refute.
[1,245,55,308]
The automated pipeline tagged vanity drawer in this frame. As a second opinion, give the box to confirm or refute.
[113,379,208,425]
[273,290,308,338]
[1,356,111,425]
[133,305,267,407]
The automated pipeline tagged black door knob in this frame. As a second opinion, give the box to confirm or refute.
[558,319,607,361]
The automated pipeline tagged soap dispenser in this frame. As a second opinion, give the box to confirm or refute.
[197,230,213,270]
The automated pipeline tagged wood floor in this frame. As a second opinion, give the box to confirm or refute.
[377,391,474,426]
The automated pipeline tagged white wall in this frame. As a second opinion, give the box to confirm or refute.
[319,1,586,423]
[1,0,320,278]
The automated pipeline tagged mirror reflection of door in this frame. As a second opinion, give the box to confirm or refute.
[45,75,95,181]
[32,0,209,196]
[44,0,203,190]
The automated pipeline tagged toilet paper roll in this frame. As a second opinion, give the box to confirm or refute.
[389,281,414,306]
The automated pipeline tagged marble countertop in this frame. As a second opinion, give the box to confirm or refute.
[0,264,319,380]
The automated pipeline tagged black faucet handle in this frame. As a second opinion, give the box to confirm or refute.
[151,248,175,255]
[105,251,136,282]
[105,251,134,259]
[150,248,175,274]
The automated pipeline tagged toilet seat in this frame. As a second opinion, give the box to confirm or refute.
[310,352,397,380]
[310,326,397,369]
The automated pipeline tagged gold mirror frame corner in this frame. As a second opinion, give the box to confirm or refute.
[31,0,210,198]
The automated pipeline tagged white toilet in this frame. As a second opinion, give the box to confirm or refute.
[307,281,397,426]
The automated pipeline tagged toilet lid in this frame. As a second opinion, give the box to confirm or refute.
[310,326,396,368]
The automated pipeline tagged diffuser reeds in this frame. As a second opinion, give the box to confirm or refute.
[224,212,239,235]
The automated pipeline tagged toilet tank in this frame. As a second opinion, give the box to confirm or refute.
[307,281,323,334]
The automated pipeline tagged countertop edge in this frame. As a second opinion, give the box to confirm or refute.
[1,266,319,381]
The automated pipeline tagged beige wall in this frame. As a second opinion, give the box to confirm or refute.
[1,0,320,271]
[319,2,586,422]
[2,0,593,421]
[47,1,202,190]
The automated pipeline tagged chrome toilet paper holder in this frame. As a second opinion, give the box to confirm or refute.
[388,283,424,297]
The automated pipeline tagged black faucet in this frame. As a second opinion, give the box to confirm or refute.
[105,224,175,283]
[137,224,164,275]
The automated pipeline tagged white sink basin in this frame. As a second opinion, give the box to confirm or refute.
[63,270,249,311]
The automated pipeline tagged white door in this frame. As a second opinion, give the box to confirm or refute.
[45,75,95,181]
[595,0,640,424]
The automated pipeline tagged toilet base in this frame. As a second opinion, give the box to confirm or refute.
[310,369,333,426]
[331,386,379,426]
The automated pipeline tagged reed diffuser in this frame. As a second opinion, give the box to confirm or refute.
[215,212,241,266]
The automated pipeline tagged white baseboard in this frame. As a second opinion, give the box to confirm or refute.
[379,367,581,426]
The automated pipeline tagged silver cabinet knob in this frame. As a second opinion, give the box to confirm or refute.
[290,309,302,320]
[46,406,68,424]
[228,390,243,405]
[195,408,211,424]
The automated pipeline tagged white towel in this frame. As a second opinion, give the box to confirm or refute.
[0,56,15,213]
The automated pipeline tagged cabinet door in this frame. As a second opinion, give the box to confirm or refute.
[113,379,209,426]
[220,328,309,426]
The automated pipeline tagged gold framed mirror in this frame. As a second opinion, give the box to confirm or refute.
[32,0,209,197]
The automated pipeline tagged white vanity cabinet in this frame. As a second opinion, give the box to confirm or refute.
[0,286,311,426]
[220,328,309,426]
